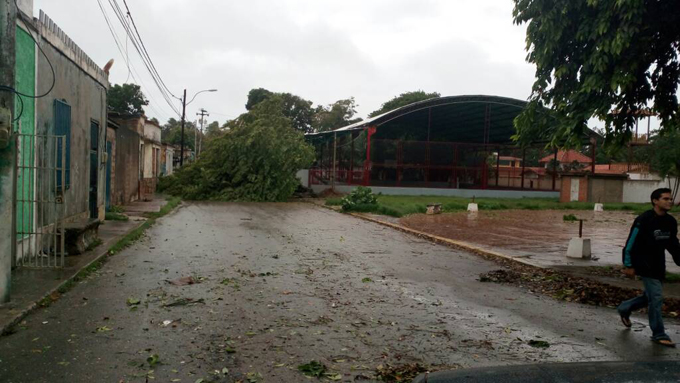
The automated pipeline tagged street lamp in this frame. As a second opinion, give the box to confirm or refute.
[180,89,217,166]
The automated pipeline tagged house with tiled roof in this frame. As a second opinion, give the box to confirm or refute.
[538,150,593,171]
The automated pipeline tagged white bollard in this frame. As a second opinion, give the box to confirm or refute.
[566,238,592,259]
[467,203,478,212]
[594,203,604,212]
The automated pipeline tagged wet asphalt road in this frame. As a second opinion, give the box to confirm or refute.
[0,202,678,382]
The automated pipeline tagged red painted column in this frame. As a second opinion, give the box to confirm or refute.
[363,126,377,186]
[348,131,355,185]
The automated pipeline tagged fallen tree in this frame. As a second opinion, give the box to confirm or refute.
[158,96,315,201]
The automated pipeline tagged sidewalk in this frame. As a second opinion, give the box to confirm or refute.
[0,196,169,335]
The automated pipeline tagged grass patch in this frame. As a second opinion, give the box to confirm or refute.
[105,212,129,221]
[666,272,680,283]
[85,238,103,252]
[326,195,651,218]
[109,205,125,213]
[325,198,342,206]
[145,197,182,219]
[563,214,578,222]
[107,221,152,255]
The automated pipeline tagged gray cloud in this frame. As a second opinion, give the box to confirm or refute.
[32,0,536,124]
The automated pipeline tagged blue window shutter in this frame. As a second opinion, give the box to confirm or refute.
[54,99,71,188]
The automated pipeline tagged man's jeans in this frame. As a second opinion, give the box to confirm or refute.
[618,277,669,341]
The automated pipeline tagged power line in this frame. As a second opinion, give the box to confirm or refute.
[96,0,172,120]
[95,0,177,120]
[122,0,178,100]
[106,0,180,115]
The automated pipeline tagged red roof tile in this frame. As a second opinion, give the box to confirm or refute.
[539,150,592,164]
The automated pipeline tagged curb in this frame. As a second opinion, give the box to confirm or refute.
[0,219,147,336]
[347,212,543,269]
[308,200,543,269]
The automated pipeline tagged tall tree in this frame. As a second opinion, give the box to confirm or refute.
[313,97,362,132]
[162,118,198,150]
[159,95,315,201]
[108,83,149,115]
[243,88,315,133]
[513,0,680,147]
[368,91,440,117]
[245,88,273,110]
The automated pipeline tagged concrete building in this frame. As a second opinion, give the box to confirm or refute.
[161,144,174,176]
[10,3,109,267]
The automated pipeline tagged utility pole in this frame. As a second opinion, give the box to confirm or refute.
[179,89,187,167]
[0,0,17,303]
[196,108,208,157]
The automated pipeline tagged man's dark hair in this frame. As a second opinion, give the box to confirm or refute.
[651,188,673,206]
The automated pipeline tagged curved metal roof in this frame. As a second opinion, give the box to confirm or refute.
[307,94,534,144]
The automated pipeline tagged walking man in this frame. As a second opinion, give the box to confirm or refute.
[618,188,680,347]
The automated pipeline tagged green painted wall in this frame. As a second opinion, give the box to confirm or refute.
[15,26,35,238]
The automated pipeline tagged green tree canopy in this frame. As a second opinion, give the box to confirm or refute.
[159,95,315,201]
[244,88,315,133]
[162,117,198,150]
[513,0,680,148]
[313,97,362,132]
[245,88,273,110]
[108,83,149,116]
[368,91,440,117]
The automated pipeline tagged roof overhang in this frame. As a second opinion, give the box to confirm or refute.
[307,94,600,145]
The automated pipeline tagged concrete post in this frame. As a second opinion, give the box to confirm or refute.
[0,0,17,303]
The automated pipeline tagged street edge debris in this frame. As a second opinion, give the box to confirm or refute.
[0,197,182,336]
[310,202,680,311]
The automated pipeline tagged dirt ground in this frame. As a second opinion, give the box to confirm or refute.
[400,210,680,274]
[1,203,679,383]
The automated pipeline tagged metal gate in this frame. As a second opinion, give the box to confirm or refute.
[12,134,66,268]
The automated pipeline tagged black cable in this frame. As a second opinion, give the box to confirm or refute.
[0,87,25,122]
[122,0,178,99]
[0,0,56,123]
[108,0,180,114]
[96,0,178,119]
[12,0,55,99]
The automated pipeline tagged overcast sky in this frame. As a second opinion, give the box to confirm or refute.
[29,0,540,126]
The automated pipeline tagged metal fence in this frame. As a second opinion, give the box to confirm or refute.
[310,136,562,191]
[13,134,66,268]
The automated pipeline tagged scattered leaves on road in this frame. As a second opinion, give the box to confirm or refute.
[375,363,428,381]
[146,353,161,367]
[163,298,206,307]
[528,340,550,348]
[298,360,327,377]
[166,276,199,286]
[478,268,680,316]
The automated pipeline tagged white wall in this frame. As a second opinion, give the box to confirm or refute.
[296,169,309,188]
[143,122,161,143]
[311,184,559,199]
[165,149,174,175]
[623,174,679,203]
[143,144,161,178]
[17,0,33,16]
